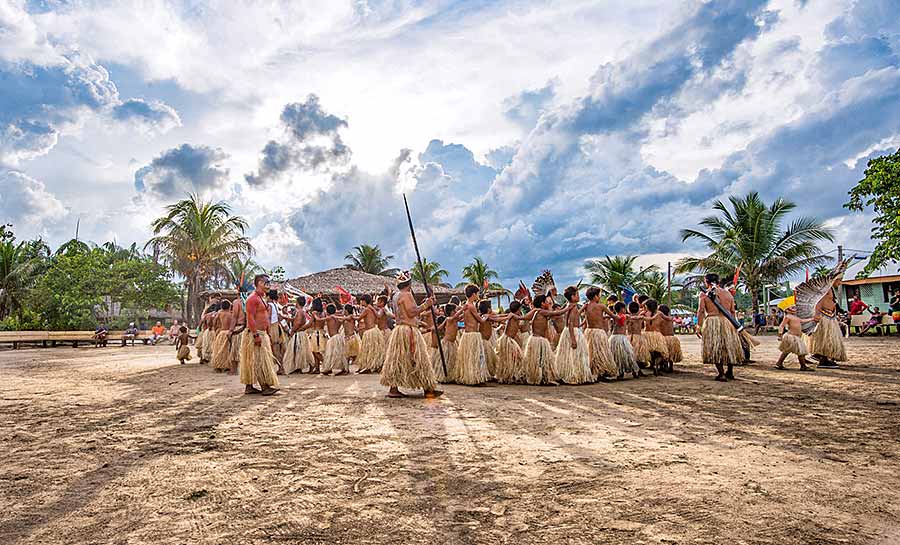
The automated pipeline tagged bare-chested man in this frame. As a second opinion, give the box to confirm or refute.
[553,286,592,384]
[641,299,671,376]
[283,296,314,374]
[521,294,569,385]
[808,277,847,368]
[229,295,246,374]
[355,295,384,374]
[211,300,235,373]
[453,285,492,385]
[241,275,279,395]
[322,304,351,376]
[582,287,618,381]
[697,273,743,382]
[379,272,442,398]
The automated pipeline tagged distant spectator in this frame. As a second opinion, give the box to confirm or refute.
[123,323,139,346]
[93,324,109,347]
[848,295,868,316]
[149,321,166,345]
[168,319,181,342]
[890,289,900,322]
[860,307,885,335]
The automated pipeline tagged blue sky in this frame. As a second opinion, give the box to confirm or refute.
[1,0,898,287]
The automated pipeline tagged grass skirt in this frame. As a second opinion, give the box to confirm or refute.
[440,338,458,383]
[644,331,669,358]
[516,332,530,350]
[176,344,192,361]
[547,324,560,350]
[201,329,214,362]
[629,333,650,363]
[346,333,360,358]
[494,334,524,383]
[610,334,639,376]
[523,335,557,385]
[429,346,447,383]
[453,332,490,385]
[268,323,285,363]
[379,324,437,391]
[239,331,279,388]
[808,315,847,361]
[779,332,809,356]
[483,337,499,377]
[665,335,683,363]
[211,330,232,370]
[283,331,314,374]
[230,331,242,368]
[322,333,348,373]
[194,329,205,352]
[585,328,617,378]
[357,328,385,372]
[309,329,328,354]
[701,316,743,366]
[554,328,593,384]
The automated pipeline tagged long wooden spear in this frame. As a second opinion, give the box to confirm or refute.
[402,194,448,377]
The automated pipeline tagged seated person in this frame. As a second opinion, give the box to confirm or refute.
[123,323,140,345]
[149,321,166,345]
[168,319,181,342]
[860,307,886,335]
[93,324,109,347]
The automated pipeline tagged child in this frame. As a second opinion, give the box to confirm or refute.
[522,295,570,385]
[176,326,192,364]
[776,306,814,371]
[356,295,385,374]
[582,287,618,381]
[427,316,448,383]
[641,299,669,376]
[478,299,504,379]
[439,303,464,382]
[322,304,349,376]
[283,296,314,374]
[454,285,491,385]
[626,302,650,368]
[211,300,234,373]
[554,286,593,384]
[609,302,639,379]
[495,301,527,384]
[343,304,361,365]
[658,305,681,371]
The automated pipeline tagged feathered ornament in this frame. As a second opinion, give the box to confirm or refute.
[514,281,531,302]
[794,257,852,334]
[531,270,556,297]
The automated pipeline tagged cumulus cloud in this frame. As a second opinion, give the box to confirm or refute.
[134,144,230,199]
[245,95,351,186]
[0,169,67,228]
[502,79,557,128]
[111,98,182,134]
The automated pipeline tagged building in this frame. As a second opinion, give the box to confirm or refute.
[840,259,900,312]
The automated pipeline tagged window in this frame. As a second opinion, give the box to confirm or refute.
[884,281,900,303]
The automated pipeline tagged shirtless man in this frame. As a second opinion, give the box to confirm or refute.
[582,287,618,381]
[642,299,672,376]
[211,300,236,373]
[242,275,279,395]
[283,296,313,374]
[322,304,351,376]
[355,295,383,374]
[697,273,743,382]
[808,276,847,368]
[379,272,442,398]
[454,286,492,385]
[521,294,570,385]
[229,295,246,374]
[554,286,592,384]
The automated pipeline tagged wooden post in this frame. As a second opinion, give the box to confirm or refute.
[667,261,672,306]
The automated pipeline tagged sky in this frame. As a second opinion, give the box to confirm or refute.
[2,0,898,288]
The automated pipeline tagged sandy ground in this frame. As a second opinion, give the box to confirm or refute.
[1,335,899,545]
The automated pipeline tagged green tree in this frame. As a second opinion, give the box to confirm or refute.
[268,265,287,283]
[227,257,263,291]
[410,258,450,287]
[344,244,399,276]
[584,255,658,296]
[0,240,42,319]
[147,194,253,325]
[845,148,900,274]
[676,192,834,314]
[456,257,505,291]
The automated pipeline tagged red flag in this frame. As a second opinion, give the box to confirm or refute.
[483,278,489,291]
[336,285,353,305]
[733,262,742,287]
[805,267,809,281]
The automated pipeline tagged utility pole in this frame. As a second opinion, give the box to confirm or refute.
[837,245,844,263]
[667,261,672,305]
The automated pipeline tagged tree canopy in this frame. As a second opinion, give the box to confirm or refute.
[344,244,399,276]
[845,148,900,274]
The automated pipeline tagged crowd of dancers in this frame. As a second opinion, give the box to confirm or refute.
[174,262,850,398]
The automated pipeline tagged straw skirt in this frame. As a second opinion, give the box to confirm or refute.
[483,337,499,378]
[283,331,314,374]
[176,344,192,361]
[194,329,205,353]
[554,328,593,384]
[808,315,847,361]
[779,332,809,356]
[239,331,280,387]
[516,331,531,350]
[211,330,232,370]
[644,331,669,358]
[268,323,286,363]
[439,337,458,383]
[665,335,683,363]
[523,335,557,385]
[629,333,650,364]
[610,334,638,376]
[585,328,617,378]
[346,333,360,358]
[322,333,348,373]
[379,324,437,391]
[494,334,524,384]
[230,330,242,368]
[429,346,446,383]
[454,332,490,385]
[309,329,328,354]
[356,328,386,372]
[201,329,214,362]
[701,316,743,366]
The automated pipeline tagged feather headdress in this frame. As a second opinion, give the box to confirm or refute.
[794,257,852,334]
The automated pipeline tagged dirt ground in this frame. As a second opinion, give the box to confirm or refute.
[1,335,899,545]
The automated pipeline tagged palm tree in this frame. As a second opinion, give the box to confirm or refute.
[344,244,399,276]
[227,257,263,292]
[146,194,253,325]
[812,265,831,279]
[675,192,834,314]
[0,241,41,319]
[584,255,659,296]
[456,257,505,291]
[410,258,450,287]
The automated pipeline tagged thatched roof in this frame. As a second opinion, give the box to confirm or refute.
[286,267,460,298]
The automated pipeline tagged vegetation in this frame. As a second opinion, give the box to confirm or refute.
[147,195,252,325]
[456,257,505,291]
[410,258,450,287]
[676,192,833,313]
[344,244,399,276]
[845,148,900,274]
[585,255,656,293]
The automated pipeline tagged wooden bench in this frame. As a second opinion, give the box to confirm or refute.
[850,314,898,336]
[0,330,153,348]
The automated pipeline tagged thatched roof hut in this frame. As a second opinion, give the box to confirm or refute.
[285,267,471,304]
